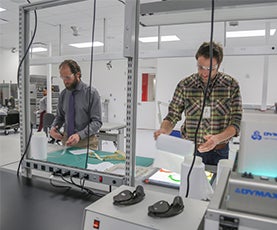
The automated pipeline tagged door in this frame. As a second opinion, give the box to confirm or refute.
[137,71,156,129]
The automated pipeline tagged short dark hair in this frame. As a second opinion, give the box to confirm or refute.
[59,59,82,78]
[195,42,223,65]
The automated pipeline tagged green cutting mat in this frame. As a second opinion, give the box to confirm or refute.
[47,147,153,169]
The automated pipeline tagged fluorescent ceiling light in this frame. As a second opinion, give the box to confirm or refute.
[69,42,104,48]
[226,29,276,38]
[31,47,48,53]
[0,7,6,12]
[139,35,180,43]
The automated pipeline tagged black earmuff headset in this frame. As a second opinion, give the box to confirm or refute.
[148,196,184,218]
[113,185,145,206]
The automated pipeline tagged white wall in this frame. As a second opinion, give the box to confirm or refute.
[30,60,128,124]
[155,55,277,128]
[0,48,19,83]
[1,50,276,130]
[155,57,195,129]
[92,60,127,124]
[267,56,277,105]
[223,55,277,106]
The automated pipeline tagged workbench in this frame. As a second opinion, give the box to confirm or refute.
[98,122,126,151]
[0,168,100,230]
[82,185,208,230]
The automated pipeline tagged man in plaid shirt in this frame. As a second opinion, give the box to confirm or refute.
[154,42,242,165]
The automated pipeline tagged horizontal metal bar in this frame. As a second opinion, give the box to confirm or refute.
[29,45,277,65]
[140,0,277,15]
[20,0,87,12]
[23,159,125,187]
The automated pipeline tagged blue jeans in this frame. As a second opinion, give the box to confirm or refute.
[196,144,229,165]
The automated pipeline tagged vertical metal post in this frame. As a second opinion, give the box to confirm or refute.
[261,22,270,111]
[223,21,227,47]
[103,18,106,53]
[123,0,140,186]
[18,0,89,178]
[157,25,161,50]
[18,5,32,177]
[47,43,52,113]
[58,24,63,56]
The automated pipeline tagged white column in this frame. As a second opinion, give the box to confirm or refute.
[47,43,52,113]
[261,22,270,111]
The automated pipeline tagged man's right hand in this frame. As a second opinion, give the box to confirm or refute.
[153,128,168,140]
[49,126,63,140]
[154,120,175,140]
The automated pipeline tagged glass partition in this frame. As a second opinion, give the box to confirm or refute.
[19,0,277,185]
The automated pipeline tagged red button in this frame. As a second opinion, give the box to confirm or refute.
[93,219,100,229]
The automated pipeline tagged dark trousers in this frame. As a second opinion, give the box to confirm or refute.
[38,110,46,132]
[196,143,229,165]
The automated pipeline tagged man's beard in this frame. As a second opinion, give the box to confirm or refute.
[65,77,78,90]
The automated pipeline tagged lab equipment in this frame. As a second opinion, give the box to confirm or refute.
[156,134,194,157]
[226,172,277,218]
[0,109,19,135]
[148,196,184,218]
[30,132,47,160]
[113,185,145,206]
[179,156,213,200]
[205,168,277,230]
[82,185,208,230]
[237,111,277,177]
[205,111,277,230]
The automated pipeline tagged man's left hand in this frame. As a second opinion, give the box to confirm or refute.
[66,133,80,146]
[197,134,219,153]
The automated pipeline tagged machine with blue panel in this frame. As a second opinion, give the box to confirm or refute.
[204,111,277,230]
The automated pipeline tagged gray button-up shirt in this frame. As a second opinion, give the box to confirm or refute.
[52,81,102,140]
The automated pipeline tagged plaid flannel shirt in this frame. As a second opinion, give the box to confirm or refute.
[164,72,242,144]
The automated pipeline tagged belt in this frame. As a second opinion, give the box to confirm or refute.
[214,143,228,150]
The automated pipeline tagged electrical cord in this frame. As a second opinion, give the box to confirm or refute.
[16,123,33,176]
[49,174,72,190]
[185,0,215,198]
[16,0,37,176]
[84,0,97,169]
[50,172,103,197]
[117,0,125,5]
[70,175,104,197]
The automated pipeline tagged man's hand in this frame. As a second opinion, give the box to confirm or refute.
[49,126,63,140]
[66,133,80,146]
[154,120,175,140]
[153,128,168,140]
[197,134,219,153]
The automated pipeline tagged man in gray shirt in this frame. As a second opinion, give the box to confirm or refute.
[50,59,102,149]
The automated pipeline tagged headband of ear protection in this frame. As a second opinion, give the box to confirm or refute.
[148,196,184,218]
[113,185,145,206]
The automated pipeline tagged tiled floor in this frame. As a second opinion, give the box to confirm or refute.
[0,130,21,167]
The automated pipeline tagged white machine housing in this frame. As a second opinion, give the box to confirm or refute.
[82,185,208,230]
[237,111,277,177]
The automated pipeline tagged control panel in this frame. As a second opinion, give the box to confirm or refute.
[226,172,277,218]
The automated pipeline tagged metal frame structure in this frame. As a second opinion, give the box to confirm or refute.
[19,0,277,187]
[123,0,277,185]
[18,0,126,187]
[123,0,140,186]
[140,0,277,26]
